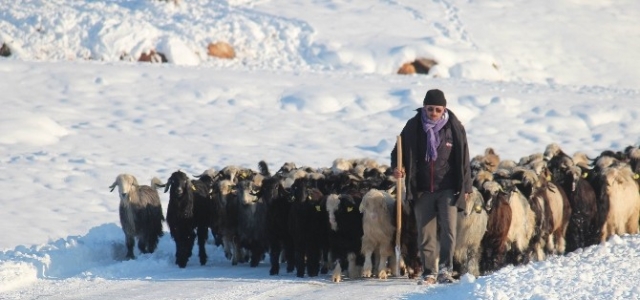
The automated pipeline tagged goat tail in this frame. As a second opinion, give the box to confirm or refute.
[258,160,271,176]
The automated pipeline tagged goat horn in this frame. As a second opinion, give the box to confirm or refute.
[109,182,117,192]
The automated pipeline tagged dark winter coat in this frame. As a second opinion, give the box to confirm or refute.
[390,108,472,210]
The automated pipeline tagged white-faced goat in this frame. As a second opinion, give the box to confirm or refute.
[359,189,396,280]
[595,159,640,241]
[109,174,165,260]
[475,170,512,274]
[477,168,535,269]
[326,193,364,283]
[511,167,570,261]
[504,176,535,266]
[453,186,488,277]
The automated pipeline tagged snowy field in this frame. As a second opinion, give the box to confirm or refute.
[1,0,639,299]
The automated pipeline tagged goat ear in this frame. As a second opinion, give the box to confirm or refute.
[109,182,117,192]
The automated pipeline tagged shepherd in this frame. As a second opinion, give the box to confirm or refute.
[390,88,473,285]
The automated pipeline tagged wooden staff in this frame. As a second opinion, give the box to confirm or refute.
[394,135,403,277]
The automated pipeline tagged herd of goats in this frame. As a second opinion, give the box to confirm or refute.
[108,143,640,282]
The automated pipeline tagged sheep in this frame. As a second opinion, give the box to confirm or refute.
[109,174,165,260]
[359,189,395,280]
[453,186,488,277]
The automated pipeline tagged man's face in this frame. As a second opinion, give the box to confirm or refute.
[424,105,445,121]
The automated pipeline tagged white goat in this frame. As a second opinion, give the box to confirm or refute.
[359,189,396,279]
[599,163,640,241]
[454,186,488,277]
[109,174,165,259]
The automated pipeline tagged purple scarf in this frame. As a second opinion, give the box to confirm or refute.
[421,108,449,162]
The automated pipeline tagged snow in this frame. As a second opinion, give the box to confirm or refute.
[1,0,639,299]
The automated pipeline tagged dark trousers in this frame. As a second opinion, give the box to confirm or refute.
[414,189,457,275]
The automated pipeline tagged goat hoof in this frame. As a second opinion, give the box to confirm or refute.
[378,271,388,280]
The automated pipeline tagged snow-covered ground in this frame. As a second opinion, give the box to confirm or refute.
[1,0,639,299]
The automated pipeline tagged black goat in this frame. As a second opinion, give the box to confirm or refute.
[547,152,600,252]
[234,172,269,267]
[326,193,364,282]
[259,175,295,275]
[288,176,330,278]
[164,170,216,268]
